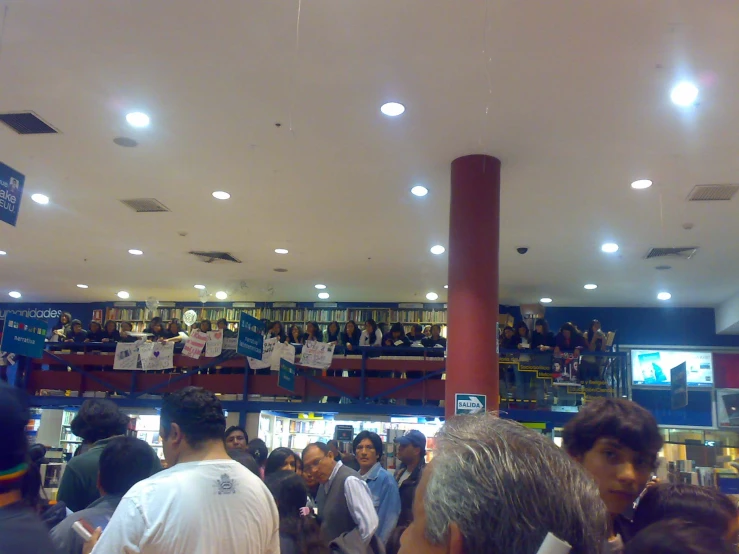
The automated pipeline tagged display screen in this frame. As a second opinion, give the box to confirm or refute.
[630,350,713,387]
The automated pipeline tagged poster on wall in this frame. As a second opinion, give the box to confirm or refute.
[182,331,207,359]
[139,342,174,371]
[248,337,278,370]
[717,389,739,428]
[300,341,335,370]
[631,350,713,387]
[552,354,583,387]
[113,341,142,370]
[0,161,25,228]
[205,330,223,357]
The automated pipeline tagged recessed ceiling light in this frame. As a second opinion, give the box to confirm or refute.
[411,185,428,197]
[426,292,439,301]
[315,284,327,290]
[540,297,553,304]
[8,291,21,299]
[128,249,143,256]
[126,112,150,127]
[655,265,672,271]
[76,284,89,289]
[631,179,652,190]
[117,291,130,299]
[212,191,231,200]
[194,284,206,289]
[430,245,446,255]
[444,285,448,289]
[273,268,288,272]
[584,284,598,290]
[670,82,699,107]
[601,243,619,253]
[380,102,405,116]
[31,193,49,205]
[318,292,330,300]
[215,291,228,300]
[0,250,6,255]
[274,248,289,254]
[657,291,672,301]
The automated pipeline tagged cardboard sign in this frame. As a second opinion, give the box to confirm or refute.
[205,330,223,357]
[248,337,278,369]
[271,341,296,373]
[139,342,174,371]
[113,341,142,370]
[182,331,207,359]
[0,312,47,358]
[0,161,25,227]
[299,341,335,370]
[223,337,238,351]
[237,312,264,359]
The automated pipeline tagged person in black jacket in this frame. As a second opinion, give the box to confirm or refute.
[51,312,72,342]
[267,321,287,343]
[216,318,237,338]
[64,320,88,343]
[421,325,447,349]
[531,318,555,351]
[85,321,105,343]
[119,322,137,343]
[393,430,426,527]
[383,323,411,347]
[406,324,425,344]
[100,321,120,343]
[304,322,323,343]
[341,321,361,352]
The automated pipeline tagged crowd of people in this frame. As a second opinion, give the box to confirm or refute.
[499,317,610,354]
[1,382,737,554]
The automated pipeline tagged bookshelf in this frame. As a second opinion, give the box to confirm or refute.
[104,307,182,333]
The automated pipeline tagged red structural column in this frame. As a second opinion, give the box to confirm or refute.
[445,154,501,417]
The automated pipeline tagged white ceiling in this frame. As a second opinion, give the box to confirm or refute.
[1,0,739,307]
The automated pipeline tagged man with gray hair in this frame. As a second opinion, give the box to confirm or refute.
[398,414,609,554]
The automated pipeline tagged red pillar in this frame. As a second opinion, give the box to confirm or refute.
[445,155,501,417]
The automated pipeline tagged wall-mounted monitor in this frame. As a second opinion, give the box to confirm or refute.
[631,350,713,388]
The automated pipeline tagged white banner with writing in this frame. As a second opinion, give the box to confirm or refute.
[182,331,207,359]
[299,341,335,370]
[248,337,278,370]
[205,330,224,357]
[271,341,296,372]
[113,341,142,370]
[139,342,175,371]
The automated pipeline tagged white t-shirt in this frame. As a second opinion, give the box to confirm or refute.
[92,459,279,554]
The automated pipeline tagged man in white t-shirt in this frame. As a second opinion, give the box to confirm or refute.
[85,387,279,554]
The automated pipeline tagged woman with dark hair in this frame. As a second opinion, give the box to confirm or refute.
[632,483,739,541]
[499,325,520,350]
[342,320,362,352]
[248,438,269,478]
[359,319,382,347]
[406,324,425,344]
[265,447,298,476]
[625,520,735,554]
[268,321,287,343]
[162,320,188,343]
[51,312,72,341]
[216,318,237,338]
[289,325,304,345]
[554,322,587,352]
[304,322,322,343]
[198,319,212,333]
[264,470,329,554]
[119,321,137,343]
[383,323,411,347]
[325,321,341,344]
[84,321,104,343]
[422,324,447,348]
[584,319,607,352]
[514,321,530,349]
[100,320,120,343]
[531,318,555,351]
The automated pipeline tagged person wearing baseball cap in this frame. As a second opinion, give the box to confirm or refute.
[0,382,59,554]
[394,430,427,527]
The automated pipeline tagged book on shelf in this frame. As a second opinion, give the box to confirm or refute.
[105,308,146,321]
[304,309,347,323]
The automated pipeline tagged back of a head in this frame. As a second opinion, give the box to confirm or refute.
[0,383,30,494]
[99,436,159,496]
[228,449,261,478]
[625,520,735,554]
[70,399,130,444]
[264,470,308,519]
[562,397,663,460]
[632,483,739,537]
[424,414,609,554]
[161,387,226,448]
[248,439,269,467]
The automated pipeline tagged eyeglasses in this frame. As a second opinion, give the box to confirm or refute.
[304,455,326,472]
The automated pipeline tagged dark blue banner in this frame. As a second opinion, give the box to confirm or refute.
[0,312,48,358]
[0,161,24,227]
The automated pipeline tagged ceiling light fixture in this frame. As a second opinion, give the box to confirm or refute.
[657,291,672,301]
[670,82,699,107]
[126,112,150,127]
[315,284,327,290]
[601,243,619,253]
[444,285,448,289]
[380,102,405,116]
[584,284,598,290]
[194,284,206,289]
[540,297,553,304]
[212,191,231,200]
[631,179,652,190]
[426,292,439,301]
[31,193,49,205]
[274,248,288,254]
[430,245,446,255]
[8,291,21,299]
[318,292,330,300]
[411,185,428,197]
[117,291,130,299]
[0,250,6,255]
[76,284,89,289]
[215,291,228,300]
[128,249,143,256]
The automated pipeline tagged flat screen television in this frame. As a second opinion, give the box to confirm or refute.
[630,350,713,387]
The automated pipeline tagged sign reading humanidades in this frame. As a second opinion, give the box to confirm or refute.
[0,162,25,227]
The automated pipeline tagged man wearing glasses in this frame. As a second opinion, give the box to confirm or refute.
[302,442,378,544]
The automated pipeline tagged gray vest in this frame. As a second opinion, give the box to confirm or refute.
[317,463,360,542]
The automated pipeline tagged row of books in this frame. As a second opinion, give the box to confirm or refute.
[184,308,266,322]
[346,309,447,323]
[304,309,347,322]
[105,308,147,321]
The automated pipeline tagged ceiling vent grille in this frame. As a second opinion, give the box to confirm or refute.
[0,111,59,134]
[644,247,698,260]
[686,184,739,201]
[189,251,242,264]
[119,198,170,213]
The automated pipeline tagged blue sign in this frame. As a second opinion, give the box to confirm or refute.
[237,312,264,359]
[455,393,487,415]
[278,358,296,393]
[671,362,688,410]
[0,162,25,227]
[0,312,48,358]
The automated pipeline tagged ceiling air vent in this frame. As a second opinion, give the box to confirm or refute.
[120,198,170,213]
[644,247,698,260]
[686,184,739,201]
[0,111,59,134]
[189,251,242,264]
